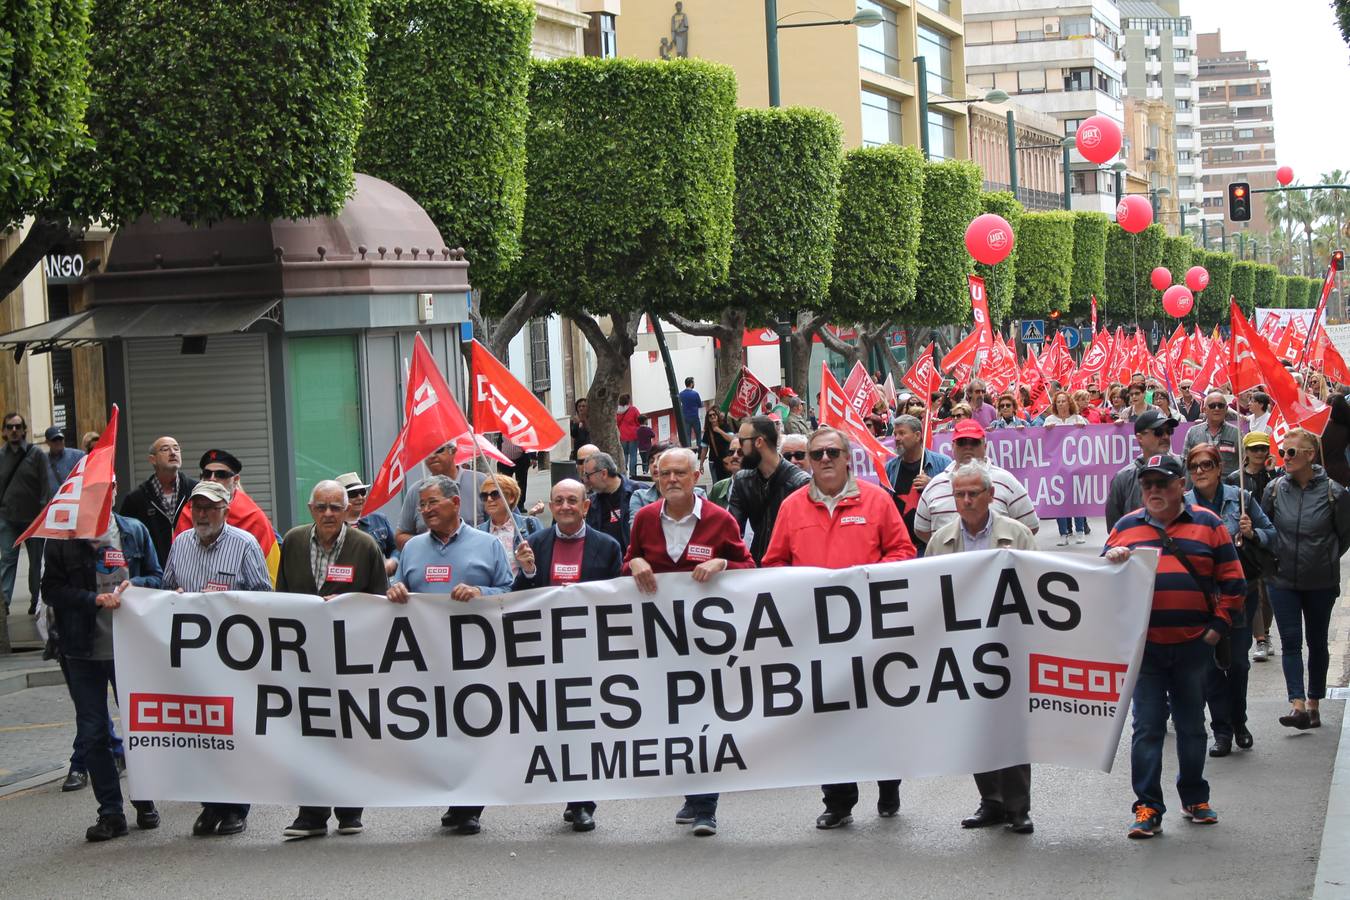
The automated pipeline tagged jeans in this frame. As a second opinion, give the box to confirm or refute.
[684,793,718,817]
[1206,587,1259,738]
[621,441,639,478]
[58,654,122,770]
[1268,587,1339,701]
[65,657,152,818]
[0,519,42,611]
[1056,517,1088,536]
[821,780,901,815]
[1131,638,1212,816]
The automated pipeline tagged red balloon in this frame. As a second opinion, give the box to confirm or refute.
[1075,115,1123,165]
[1277,165,1294,187]
[1116,194,1153,233]
[1150,267,1172,292]
[964,213,1015,266]
[1162,284,1194,318]
[1186,265,1210,292]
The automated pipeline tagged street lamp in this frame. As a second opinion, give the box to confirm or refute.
[1007,127,1076,210]
[915,55,1007,159]
[1110,160,1127,206]
[1149,186,1170,222]
[1180,204,1201,240]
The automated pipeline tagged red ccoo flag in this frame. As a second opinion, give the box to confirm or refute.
[819,363,895,489]
[902,342,942,397]
[18,407,119,544]
[469,340,565,452]
[1229,298,1329,434]
[364,334,474,515]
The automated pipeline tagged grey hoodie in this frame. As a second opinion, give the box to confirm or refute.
[1261,466,1350,592]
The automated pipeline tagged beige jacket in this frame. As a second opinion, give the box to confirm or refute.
[925,510,1036,556]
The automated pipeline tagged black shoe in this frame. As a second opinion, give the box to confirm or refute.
[216,811,247,836]
[1279,708,1313,730]
[455,815,481,836]
[877,798,900,818]
[1208,735,1232,757]
[86,814,128,842]
[441,808,458,828]
[28,602,37,615]
[1234,724,1254,749]
[61,769,88,792]
[815,811,853,829]
[571,809,596,832]
[282,817,327,839]
[1006,813,1034,834]
[674,802,696,824]
[192,809,222,837]
[336,816,363,835]
[562,809,575,823]
[136,807,160,830]
[961,804,1007,828]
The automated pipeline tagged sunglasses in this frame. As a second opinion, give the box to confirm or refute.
[310,502,345,513]
[3,423,25,431]
[479,489,503,501]
[1280,447,1305,459]
[783,451,808,461]
[954,438,983,448]
[808,447,845,461]
[1187,460,1217,473]
[347,489,367,498]
[1207,403,1227,410]
[1140,479,1173,491]
[201,468,235,480]
[1248,446,1270,454]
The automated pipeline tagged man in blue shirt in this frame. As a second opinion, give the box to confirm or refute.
[44,426,85,494]
[387,474,513,835]
[679,377,703,449]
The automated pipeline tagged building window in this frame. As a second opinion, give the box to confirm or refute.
[1237,128,1254,139]
[927,110,956,160]
[857,1,900,77]
[917,0,952,15]
[917,25,954,95]
[528,318,550,394]
[583,12,617,58]
[1018,69,1046,93]
[1174,48,1190,60]
[861,89,902,147]
[1234,83,1255,96]
[1176,98,1190,111]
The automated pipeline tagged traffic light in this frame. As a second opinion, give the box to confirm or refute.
[1227,182,1251,221]
[1334,249,1345,272]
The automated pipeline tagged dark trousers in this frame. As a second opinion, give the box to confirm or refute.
[1206,586,1258,738]
[0,526,42,611]
[1269,587,1339,701]
[973,766,1031,816]
[684,793,718,816]
[203,802,250,817]
[1131,638,1211,816]
[65,657,152,818]
[58,654,122,770]
[446,805,484,823]
[821,780,901,815]
[299,805,362,823]
[566,801,597,814]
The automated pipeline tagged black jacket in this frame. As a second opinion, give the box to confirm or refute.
[584,477,641,551]
[0,441,51,524]
[728,458,811,564]
[120,471,198,566]
[512,527,622,591]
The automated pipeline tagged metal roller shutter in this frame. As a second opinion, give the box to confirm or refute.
[124,334,277,520]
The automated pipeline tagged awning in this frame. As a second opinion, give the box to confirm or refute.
[0,299,279,351]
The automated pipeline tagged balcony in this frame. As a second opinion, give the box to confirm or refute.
[984,181,1065,212]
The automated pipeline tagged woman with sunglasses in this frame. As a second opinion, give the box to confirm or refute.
[935,402,972,432]
[1183,444,1274,755]
[476,474,543,575]
[703,408,737,482]
[1044,391,1089,544]
[1260,428,1350,730]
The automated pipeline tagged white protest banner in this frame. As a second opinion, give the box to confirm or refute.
[114,550,1156,807]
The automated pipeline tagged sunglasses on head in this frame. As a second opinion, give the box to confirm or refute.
[201,468,234,480]
[808,447,844,461]
[783,450,808,461]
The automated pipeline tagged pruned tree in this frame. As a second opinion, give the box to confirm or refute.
[1104,223,1165,322]
[1160,235,1193,290]
[975,192,1022,326]
[1230,260,1258,318]
[1197,251,1235,326]
[913,159,982,334]
[1013,210,1075,319]
[1253,263,1279,309]
[1069,211,1108,319]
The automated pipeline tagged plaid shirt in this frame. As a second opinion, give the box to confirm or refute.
[150,476,179,518]
[310,523,348,588]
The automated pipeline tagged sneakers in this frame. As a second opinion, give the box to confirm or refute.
[1074,533,1087,544]
[1253,639,1269,661]
[1182,802,1218,824]
[691,814,717,836]
[336,816,364,835]
[284,817,328,839]
[815,811,853,829]
[1057,535,1070,546]
[86,814,129,843]
[1128,806,1163,839]
[674,802,696,825]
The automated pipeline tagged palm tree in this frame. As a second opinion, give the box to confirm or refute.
[1315,169,1350,251]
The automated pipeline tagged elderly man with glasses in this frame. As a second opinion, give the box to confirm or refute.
[121,436,196,570]
[394,444,489,548]
[966,379,997,427]
[912,420,1039,545]
[581,451,641,552]
[780,433,810,472]
[336,472,398,575]
[1183,392,1241,476]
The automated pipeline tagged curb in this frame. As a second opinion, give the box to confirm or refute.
[1314,705,1350,899]
[0,666,63,697]
[0,766,67,799]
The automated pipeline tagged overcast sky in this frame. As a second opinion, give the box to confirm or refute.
[1183,0,1350,180]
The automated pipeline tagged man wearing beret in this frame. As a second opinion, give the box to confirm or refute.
[173,449,280,583]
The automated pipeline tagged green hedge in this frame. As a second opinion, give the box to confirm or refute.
[831,143,924,325]
[1013,211,1075,318]
[1069,211,1108,318]
[915,159,982,326]
[1253,264,1279,309]
[1103,223,1164,320]
[1160,235,1193,288]
[519,57,737,314]
[359,0,533,300]
[0,0,92,228]
[71,0,370,224]
[974,191,1022,325]
[1197,251,1235,325]
[1230,260,1258,317]
[1273,275,1289,309]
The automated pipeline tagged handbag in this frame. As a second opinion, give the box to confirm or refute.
[1150,523,1232,671]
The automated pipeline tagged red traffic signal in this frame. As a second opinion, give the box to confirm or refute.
[1228,182,1251,222]
[1334,249,1346,272]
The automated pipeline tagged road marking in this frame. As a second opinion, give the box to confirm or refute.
[0,721,71,733]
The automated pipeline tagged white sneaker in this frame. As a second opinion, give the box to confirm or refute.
[1075,533,1087,544]
[1057,535,1070,546]
[1253,640,1269,662]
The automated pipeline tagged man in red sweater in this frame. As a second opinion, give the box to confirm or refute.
[761,426,916,829]
[623,447,754,838]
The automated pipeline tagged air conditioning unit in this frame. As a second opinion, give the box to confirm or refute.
[1044,22,1060,34]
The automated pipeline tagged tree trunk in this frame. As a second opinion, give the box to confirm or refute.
[0,216,77,303]
[664,307,745,404]
[481,291,551,362]
[572,309,641,461]
[649,311,690,446]
[788,312,831,398]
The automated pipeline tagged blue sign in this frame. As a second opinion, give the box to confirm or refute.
[1080,326,1094,345]
[1062,327,1081,350]
[1020,319,1046,343]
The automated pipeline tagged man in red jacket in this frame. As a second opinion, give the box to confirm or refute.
[623,447,754,838]
[762,426,916,829]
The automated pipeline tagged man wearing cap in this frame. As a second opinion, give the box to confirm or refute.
[1183,391,1241,476]
[120,436,196,567]
[337,472,398,576]
[1105,410,1181,531]
[162,480,272,837]
[44,426,85,495]
[784,396,811,436]
[0,412,52,615]
[173,450,280,583]
[1226,432,1277,662]
[387,474,512,836]
[276,479,389,841]
[912,419,1039,545]
[394,443,489,549]
[1104,455,1245,839]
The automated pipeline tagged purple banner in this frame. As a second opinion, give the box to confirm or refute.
[855,423,1191,518]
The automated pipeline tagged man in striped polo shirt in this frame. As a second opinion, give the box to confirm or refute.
[912,419,1039,544]
[1103,454,1245,840]
[161,479,272,838]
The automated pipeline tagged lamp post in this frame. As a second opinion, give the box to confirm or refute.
[915,62,1005,159]
[1007,131,1075,210]
[1111,160,1127,207]
[1149,186,1170,222]
[1180,204,1200,241]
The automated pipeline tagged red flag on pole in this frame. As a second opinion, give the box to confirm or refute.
[1090,295,1099,333]
[902,342,942,397]
[17,407,119,544]
[941,329,981,372]
[1230,299,1329,434]
[968,275,995,356]
[1296,266,1336,370]
[469,340,565,452]
[819,363,895,489]
[843,361,882,417]
[364,334,474,515]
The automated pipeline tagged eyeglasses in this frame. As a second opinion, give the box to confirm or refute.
[479,489,503,502]
[582,469,600,478]
[1187,460,1217,473]
[1139,479,1173,491]
[998,403,1014,409]
[346,489,367,498]
[417,496,451,510]
[808,447,844,461]
[1280,447,1305,459]
[200,468,234,480]
[1207,403,1227,410]
[783,451,808,461]
[310,502,345,513]
[3,423,25,431]
[954,438,983,448]
[1248,446,1270,454]
[953,489,987,500]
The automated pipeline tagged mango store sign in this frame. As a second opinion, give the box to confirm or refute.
[44,253,86,284]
